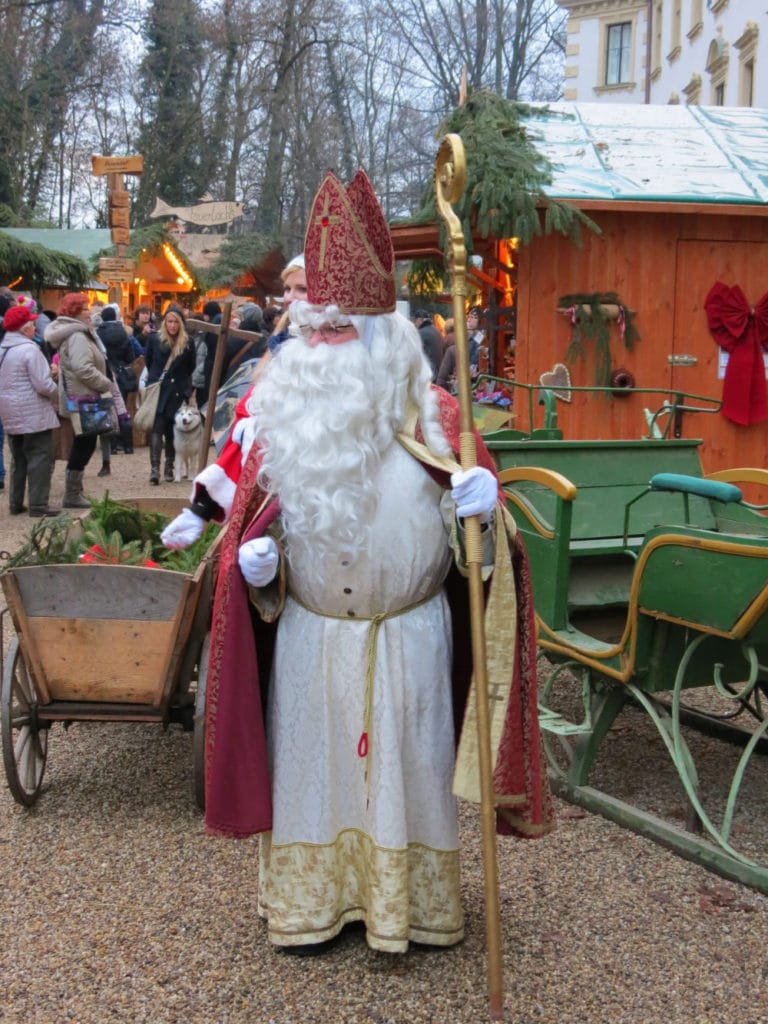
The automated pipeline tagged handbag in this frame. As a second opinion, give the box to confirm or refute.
[66,395,117,436]
[133,381,162,433]
[115,362,138,393]
[134,350,174,433]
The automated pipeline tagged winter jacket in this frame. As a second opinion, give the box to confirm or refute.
[0,331,59,433]
[144,331,196,419]
[97,320,135,371]
[44,316,111,418]
[222,319,266,383]
[192,314,221,392]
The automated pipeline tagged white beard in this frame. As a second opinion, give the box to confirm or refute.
[248,313,450,580]
[251,336,392,574]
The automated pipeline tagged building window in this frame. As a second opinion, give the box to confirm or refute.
[735,22,759,106]
[605,22,631,85]
[652,2,663,76]
[742,59,755,106]
[706,34,729,105]
[669,1,682,59]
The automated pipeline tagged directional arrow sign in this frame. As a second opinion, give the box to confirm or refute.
[92,155,144,176]
[98,270,134,283]
[99,258,134,273]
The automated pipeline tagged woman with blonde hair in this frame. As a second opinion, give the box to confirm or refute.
[143,307,196,484]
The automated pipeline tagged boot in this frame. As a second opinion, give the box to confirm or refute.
[120,419,134,455]
[29,506,59,518]
[149,433,162,485]
[163,437,175,482]
[63,469,90,509]
[97,459,111,477]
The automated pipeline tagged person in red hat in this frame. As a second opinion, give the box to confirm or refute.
[170,171,553,954]
[0,303,60,516]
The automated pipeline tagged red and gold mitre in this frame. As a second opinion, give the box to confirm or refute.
[304,170,396,314]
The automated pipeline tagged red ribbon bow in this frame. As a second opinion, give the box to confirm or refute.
[704,282,768,426]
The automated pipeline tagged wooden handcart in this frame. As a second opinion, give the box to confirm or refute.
[0,498,216,809]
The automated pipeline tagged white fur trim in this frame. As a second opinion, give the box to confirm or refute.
[192,464,238,521]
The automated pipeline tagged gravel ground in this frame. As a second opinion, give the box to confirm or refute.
[1,445,767,1024]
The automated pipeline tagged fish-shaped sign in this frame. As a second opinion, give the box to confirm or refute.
[150,196,244,226]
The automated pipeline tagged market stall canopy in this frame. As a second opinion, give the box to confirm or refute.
[0,228,102,289]
[519,103,768,210]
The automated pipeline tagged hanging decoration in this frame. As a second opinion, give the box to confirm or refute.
[704,281,768,426]
[610,366,636,397]
[557,291,639,387]
[539,362,572,402]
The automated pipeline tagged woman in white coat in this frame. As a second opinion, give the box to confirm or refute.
[0,304,59,516]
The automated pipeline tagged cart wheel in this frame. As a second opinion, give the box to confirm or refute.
[1,638,48,807]
[193,633,210,811]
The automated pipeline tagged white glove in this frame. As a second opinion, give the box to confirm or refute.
[450,466,498,522]
[238,536,279,587]
[160,508,206,549]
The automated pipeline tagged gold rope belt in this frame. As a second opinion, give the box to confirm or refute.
[287,587,443,776]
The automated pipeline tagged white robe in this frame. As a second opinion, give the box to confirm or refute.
[258,442,464,951]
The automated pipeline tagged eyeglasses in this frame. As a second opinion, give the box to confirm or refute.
[297,323,354,341]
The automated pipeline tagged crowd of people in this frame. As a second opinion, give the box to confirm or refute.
[1,276,491,514]
[412,305,488,390]
[0,288,282,510]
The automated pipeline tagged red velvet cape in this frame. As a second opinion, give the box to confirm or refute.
[203,388,554,840]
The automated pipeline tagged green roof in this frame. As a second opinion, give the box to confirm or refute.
[521,104,768,207]
[2,228,113,261]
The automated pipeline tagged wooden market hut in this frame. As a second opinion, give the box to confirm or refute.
[2,227,199,319]
[391,103,768,477]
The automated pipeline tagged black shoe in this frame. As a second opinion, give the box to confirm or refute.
[97,463,111,477]
[0,480,4,490]
[276,936,340,957]
[9,504,27,515]
[29,506,59,518]
[150,472,160,485]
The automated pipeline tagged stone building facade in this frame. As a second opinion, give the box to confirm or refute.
[556,1,765,107]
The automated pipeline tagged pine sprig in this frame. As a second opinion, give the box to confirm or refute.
[558,292,640,386]
[3,495,218,574]
[1,513,79,571]
[78,520,155,565]
[159,522,220,573]
[413,92,600,255]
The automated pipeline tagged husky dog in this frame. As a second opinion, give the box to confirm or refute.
[172,402,203,481]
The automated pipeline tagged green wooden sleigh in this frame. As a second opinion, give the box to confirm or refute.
[484,380,768,892]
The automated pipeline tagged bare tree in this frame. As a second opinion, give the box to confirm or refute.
[376,0,565,112]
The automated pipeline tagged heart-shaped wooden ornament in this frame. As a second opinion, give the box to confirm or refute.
[539,362,572,402]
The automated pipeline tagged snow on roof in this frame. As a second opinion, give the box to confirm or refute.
[520,103,768,206]
[3,228,113,260]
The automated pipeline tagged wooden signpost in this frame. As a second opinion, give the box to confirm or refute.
[92,154,144,285]
[91,155,144,177]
